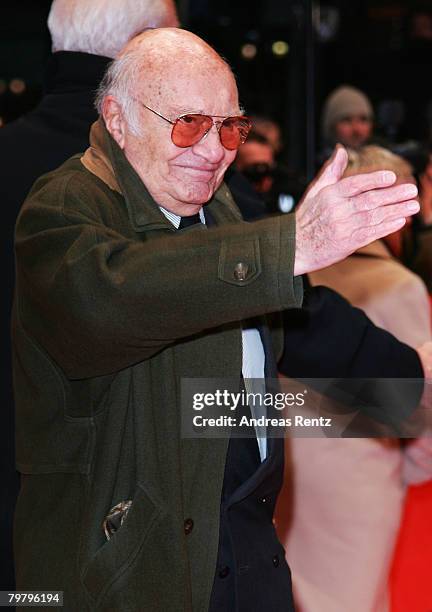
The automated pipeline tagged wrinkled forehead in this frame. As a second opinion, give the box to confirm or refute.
[135,54,240,114]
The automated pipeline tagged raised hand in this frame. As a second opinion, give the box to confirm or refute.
[294,145,420,275]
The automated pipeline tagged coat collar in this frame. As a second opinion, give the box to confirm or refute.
[81,119,243,232]
[45,51,111,95]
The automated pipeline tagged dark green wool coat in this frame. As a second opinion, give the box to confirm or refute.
[12,121,302,611]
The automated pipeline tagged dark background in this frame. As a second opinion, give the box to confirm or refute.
[1,0,432,179]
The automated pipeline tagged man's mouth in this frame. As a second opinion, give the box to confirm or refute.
[174,165,216,180]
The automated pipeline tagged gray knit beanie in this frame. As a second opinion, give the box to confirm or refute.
[321,85,374,143]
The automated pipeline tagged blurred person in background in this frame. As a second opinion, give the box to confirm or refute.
[1,0,178,222]
[417,145,432,225]
[319,85,374,165]
[413,144,432,291]
[347,146,418,261]
[250,113,283,156]
[237,121,306,214]
[278,145,432,612]
[235,130,275,195]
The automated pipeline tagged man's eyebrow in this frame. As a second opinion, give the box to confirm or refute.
[172,107,205,115]
[169,107,244,117]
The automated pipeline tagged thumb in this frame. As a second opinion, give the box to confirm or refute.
[303,145,348,201]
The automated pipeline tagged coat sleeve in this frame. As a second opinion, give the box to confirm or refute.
[14,172,302,379]
[279,285,425,426]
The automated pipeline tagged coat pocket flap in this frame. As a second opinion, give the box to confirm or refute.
[81,484,164,606]
[218,238,261,286]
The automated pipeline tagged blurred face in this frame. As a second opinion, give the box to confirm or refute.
[236,141,274,170]
[334,114,373,149]
[236,141,274,193]
[122,63,240,216]
[253,122,282,154]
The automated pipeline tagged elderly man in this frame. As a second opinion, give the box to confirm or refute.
[13,29,420,611]
[1,0,179,589]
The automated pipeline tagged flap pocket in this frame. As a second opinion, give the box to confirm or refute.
[81,484,163,607]
[218,238,261,286]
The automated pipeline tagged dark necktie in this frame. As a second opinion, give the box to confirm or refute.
[179,213,202,229]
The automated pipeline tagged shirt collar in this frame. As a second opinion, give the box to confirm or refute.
[159,206,206,228]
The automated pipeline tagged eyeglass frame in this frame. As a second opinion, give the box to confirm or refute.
[137,101,252,150]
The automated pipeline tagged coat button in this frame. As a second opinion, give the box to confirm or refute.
[272,554,280,568]
[259,496,268,504]
[218,566,230,579]
[233,262,249,282]
[184,518,194,535]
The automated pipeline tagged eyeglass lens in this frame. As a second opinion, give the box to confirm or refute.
[171,114,251,150]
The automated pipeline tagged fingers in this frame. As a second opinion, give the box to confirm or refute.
[352,217,407,246]
[360,199,420,226]
[294,158,421,277]
[352,196,419,242]
[350,183,419,211]
[335,170,398,198]
[303,145,348,201]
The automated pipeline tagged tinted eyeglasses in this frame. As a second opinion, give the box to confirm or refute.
[140,102,252,150]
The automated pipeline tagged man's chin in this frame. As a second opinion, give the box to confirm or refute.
[176,182,218,206]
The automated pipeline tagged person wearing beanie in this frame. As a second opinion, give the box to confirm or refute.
[321,84,374,150]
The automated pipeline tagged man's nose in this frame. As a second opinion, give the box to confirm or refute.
[192,124,225,163]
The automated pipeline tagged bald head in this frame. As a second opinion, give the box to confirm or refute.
[131,29,236,108]
[120,27,228,67]
[96,28,238,135]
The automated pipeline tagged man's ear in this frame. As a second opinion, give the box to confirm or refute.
[102,96,127,148]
